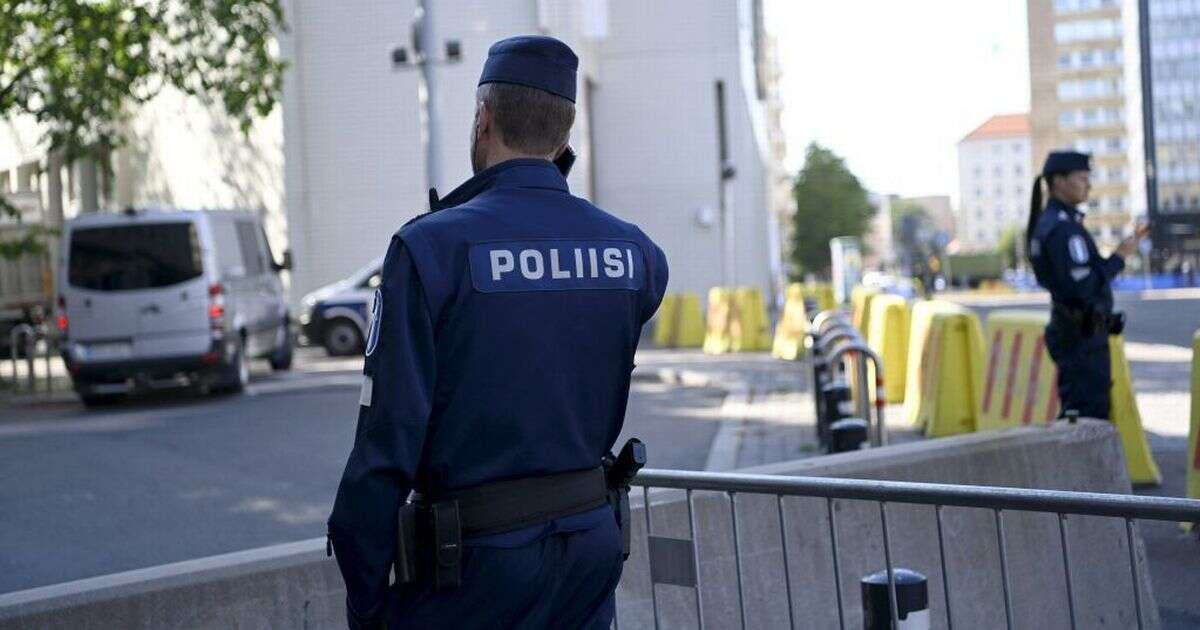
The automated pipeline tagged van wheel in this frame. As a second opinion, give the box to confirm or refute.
[323,319,363,356]
[218,336,250,394]
[269,319,294,371]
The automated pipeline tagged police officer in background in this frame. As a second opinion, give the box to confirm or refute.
[1026,151,1149,419]
[327,36,669,629]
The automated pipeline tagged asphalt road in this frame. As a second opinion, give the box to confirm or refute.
[0,353,726,594]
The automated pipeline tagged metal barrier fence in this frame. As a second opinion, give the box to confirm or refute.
[624,469,1200,630]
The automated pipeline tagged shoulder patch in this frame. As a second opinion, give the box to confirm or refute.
[1029,238,1041,258]
[1068,235,1089,264]
[364,288,383,356]
[469,239,643,293]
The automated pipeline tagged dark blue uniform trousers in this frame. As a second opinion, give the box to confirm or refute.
[384,515,624,629]
[1045,322,1111,420]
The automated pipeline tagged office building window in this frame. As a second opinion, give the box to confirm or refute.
[1054,18,1121,43]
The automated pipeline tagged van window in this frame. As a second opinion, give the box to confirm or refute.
[68,222,203,291]
[235,221,265,276]
[210,217,246,279]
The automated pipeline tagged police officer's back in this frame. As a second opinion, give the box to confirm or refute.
[327,36,669,629]
[1026,151,1147,419]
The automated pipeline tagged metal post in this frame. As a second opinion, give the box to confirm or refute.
[728,492,747,630]
[642,486,659,630]
[686,489,705,628]
[827,497,846,630]
[1058,514,1078,630]
[414,0,443,196]
[43,330,52,394]
[11,324,35,393]
[994,510,1014,629]
[1125,518,1145,630]
[878,502,902,630]
[776,495,796,629]
[1137,0,1162,270]
[934,505,954,630]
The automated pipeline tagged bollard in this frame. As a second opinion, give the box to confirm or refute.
[828,418,868,453]
[819,380,853,447]
[861,568,930,630]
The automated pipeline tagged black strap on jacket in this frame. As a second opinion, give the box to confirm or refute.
[413,466,609,538]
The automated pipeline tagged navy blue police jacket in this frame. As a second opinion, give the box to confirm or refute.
[1029,198,1123,314]
[327,158,669,622]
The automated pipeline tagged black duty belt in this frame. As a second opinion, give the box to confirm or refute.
[412,467,608,538]
[1051,302,1125,336]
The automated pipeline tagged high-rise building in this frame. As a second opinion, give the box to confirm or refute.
[1126,0,1200,266]
[956,114,1032,251]
[1028,0,1131,250]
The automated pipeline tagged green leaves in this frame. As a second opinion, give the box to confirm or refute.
[0,0,286,160]
[789,143,876,277]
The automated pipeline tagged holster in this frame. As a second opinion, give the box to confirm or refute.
[393,501,463,591]
[608,486,633,560]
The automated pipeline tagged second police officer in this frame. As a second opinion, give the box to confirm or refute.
[1026,150,1148,420]
[326,36,669,629]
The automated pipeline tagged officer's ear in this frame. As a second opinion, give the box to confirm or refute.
[474,99,494,142]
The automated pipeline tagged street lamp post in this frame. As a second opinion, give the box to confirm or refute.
[392,1,461,205]
[1137,0,1162,271]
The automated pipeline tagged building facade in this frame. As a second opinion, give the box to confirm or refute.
[282,0,785,305]
[1028,0,1131,249]
[957,114,1032,251]
[1126,0,1200,265]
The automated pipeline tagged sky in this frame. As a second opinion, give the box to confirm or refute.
[766,0,1031,204]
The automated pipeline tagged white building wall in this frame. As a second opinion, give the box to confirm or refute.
[957,135,1032,250]
[592,0,774,296]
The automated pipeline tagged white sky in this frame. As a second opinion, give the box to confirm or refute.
[766,0,1031,204]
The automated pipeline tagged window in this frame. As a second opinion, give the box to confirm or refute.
[1054,18,1121,43]
[235,221,266,276]
[1057,78,1123,101]
[68,223,203,291]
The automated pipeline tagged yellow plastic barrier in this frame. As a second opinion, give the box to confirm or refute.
[803,283,836,312]
[1108,336,1162,485]
[771,283,809,360]
[865,294,910,404]
[977,311,1059,431]
[902,301,985,437]
[850,286,880,335]
[1188,330,1200,517]
[732,287,771,352]
[703,287,770,354]
[653,293,705,348]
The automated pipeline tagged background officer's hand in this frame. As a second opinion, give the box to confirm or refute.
[1116,222,1150,258]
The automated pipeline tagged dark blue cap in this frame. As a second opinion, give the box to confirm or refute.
[478,35,578,102]
[1042,151,1091,177]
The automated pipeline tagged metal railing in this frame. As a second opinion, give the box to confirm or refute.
[625,468,1200,630]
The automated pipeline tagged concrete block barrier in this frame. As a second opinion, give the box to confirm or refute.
[865,294,910,404]
[902,301,986,437]
[0,539,343,630]
[616,422,1160,630]
[653,292,705,348]
[978,310,1058,430]
[0,425,1161,629]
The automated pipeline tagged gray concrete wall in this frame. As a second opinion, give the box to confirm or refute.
[616,421,1159,629]
[0,421,1157,629]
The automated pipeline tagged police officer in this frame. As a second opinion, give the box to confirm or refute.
[327,36,669,629]
[1026,150,1148,419]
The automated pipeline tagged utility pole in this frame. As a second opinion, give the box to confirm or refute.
[393,2,461,203]
[1137,0,1162,271]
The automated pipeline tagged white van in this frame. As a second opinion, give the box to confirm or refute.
[58,209,293,406]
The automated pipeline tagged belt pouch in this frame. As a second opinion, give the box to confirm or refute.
[432,501,462,591]
[395,503,418,585]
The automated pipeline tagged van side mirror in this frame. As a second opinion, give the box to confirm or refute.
[274,249,293,273]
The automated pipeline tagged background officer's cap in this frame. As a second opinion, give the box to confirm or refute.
[479,35,579,102]
[1042,151,1091,177]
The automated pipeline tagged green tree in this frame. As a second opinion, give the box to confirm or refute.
[0,0,287,256]
[788,142,876,277]
[996,225,1022,270]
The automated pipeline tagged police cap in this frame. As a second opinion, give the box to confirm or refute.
[479,35,578,102]
[1042,151,1091,177]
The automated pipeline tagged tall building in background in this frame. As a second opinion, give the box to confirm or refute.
[1028,0,1131,250]
[1126,0,1200,267]
[957,114,1032,251]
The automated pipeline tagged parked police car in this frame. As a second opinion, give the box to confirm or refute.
[299,258,382,356]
